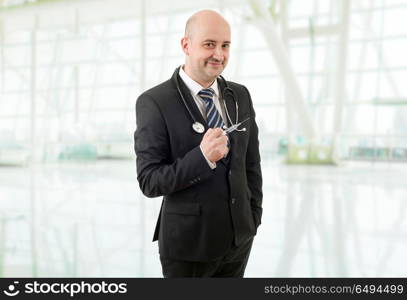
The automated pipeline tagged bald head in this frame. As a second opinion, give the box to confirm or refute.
[184,10,230,40]
[181,10,231,87]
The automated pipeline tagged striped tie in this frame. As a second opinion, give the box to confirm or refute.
[198,88,225,129]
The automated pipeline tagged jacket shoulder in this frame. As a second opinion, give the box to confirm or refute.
[138,79,175,103]
[225,80,249,94]
[224,81,252,101]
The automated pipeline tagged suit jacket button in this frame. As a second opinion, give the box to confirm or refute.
[229,170,232,176]
[231,198,236,204]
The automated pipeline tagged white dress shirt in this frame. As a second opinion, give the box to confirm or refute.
[179,66,228,169]
[179,66,228,124]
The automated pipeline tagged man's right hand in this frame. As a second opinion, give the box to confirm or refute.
[200,128,229,163]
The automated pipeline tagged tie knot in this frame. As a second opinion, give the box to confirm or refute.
[198,88,215,103]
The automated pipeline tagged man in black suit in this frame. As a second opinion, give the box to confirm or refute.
[134,10,262,277]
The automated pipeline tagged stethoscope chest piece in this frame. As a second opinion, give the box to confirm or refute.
[192,122,205,134]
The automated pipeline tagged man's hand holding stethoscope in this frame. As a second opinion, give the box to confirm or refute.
[200,128,229,163]
[200,118,250,163]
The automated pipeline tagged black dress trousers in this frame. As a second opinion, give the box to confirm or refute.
[160,237,254,278]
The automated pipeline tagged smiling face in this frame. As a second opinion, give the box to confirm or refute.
[181,10,231,87]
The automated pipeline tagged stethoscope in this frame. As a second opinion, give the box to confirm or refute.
[174,66,248,134]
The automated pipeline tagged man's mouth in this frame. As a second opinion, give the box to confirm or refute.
[207,61,223,66]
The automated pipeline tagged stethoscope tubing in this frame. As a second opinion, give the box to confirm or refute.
[174,67,242,133]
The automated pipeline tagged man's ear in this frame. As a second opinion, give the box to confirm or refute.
[181,37,190,56]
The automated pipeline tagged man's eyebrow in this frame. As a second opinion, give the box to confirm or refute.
[202,39,231,44]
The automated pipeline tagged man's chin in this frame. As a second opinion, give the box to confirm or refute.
[205,66,224,78]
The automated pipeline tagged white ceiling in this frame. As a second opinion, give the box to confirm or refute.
[0,0,243,33]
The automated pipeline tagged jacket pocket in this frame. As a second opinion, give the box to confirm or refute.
[165,202,201,216]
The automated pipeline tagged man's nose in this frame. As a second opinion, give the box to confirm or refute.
[212,46,224,60]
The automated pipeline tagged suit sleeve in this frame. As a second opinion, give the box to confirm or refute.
[134,93,214,198]
[244,86,263,228]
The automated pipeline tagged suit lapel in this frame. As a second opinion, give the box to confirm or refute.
[217,78,237,166]
[218,78,237,128]
[218,79,236,132]
[173,70,208,130]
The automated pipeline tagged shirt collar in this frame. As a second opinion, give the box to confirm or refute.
[179,65,219,97]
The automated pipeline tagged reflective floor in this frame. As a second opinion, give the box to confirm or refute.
[0,159,406,277]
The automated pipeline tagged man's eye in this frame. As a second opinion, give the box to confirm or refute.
[222,44,230,48]
[205,43,215,47]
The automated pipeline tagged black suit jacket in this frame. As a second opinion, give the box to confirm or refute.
[134,68,262,262]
